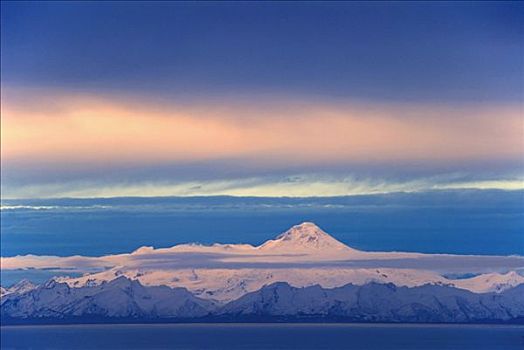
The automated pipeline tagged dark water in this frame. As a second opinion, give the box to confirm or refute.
[1,324,523,350]
[2,191,523,258]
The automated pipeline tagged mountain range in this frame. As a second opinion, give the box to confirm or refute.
[2,276,524,324]
[2,222,523,323]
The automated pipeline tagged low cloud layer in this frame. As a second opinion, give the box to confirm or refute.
[3,174,523,199]
[2,231,523,275]
[3,91,522,165]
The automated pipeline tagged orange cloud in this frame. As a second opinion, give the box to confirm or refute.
[1,91,522,168]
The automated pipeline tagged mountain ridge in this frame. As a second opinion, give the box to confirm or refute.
[2,222,523,303]
[2,277,524,324]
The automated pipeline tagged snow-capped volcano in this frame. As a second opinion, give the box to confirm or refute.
[2,222,523,303]
[258,222,359,255]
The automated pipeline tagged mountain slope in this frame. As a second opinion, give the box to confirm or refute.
[1,279,37,297]
[219,282,524,322]
[452,271,524,293]
[3,222,523,303]
[257,222,360,255]
[1,276,214,320]
[3,279,524,323]
[58,267,454,302]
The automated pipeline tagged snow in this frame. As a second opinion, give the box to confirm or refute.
[0,279,37,297]
[2,222,523,302]
[452,271,524,293]
[3,277,524,322]
[56,264,524,302]
[1,276,214,319]
[257,222,360,256]
[56,267,451,302]
[220,282,524,322]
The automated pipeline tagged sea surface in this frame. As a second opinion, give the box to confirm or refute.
[1,324,523,350]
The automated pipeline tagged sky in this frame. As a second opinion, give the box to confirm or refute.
[1,1,523,198]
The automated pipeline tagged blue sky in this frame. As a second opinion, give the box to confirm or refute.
[1,1,523,198]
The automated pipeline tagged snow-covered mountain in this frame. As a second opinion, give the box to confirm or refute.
[2,277,524,323]
[2,222,523,306]
[0,279,37,297]
[219,282,524,323]
[33,222,522,302]
[1,276,214,320]
[257,222,360,256]
[56,267,455,302]
[451,271,524,293]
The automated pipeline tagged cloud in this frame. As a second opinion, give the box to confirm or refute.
[2,238,523,275]
[2,89,522,166]
[2,173,523,199]
[2,88,522,198]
